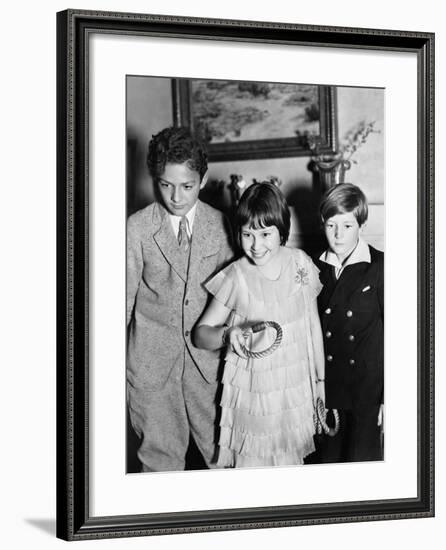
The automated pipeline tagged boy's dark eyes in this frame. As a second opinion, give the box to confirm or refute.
[326,224,353,229]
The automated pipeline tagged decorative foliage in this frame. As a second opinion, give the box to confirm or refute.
[340,120,381,164]
[307,119,380,165]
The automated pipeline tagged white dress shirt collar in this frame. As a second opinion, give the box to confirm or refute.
[319,238,371,279]
[168,202,198,239]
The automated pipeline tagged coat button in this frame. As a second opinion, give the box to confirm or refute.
[327,355,333,362]
[349,334,355,341]
[346,310,353,317]
[325,308,332,315]
[325,331,332,338]
[185,299,189,306]
[349,359,355,365]
[185,330,190,337]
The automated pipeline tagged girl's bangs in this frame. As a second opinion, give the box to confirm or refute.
[240,208,277,230]
[248,214,271,229]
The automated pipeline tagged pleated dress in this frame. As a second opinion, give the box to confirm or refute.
[205,247,323,468]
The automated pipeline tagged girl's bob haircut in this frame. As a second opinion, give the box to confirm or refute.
[235,181,290,246]
[320,183,369,226]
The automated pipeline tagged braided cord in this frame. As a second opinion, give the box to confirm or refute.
[239,321,283,359]
[314,398,340,437]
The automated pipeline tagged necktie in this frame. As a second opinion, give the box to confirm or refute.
[177,216,190,252]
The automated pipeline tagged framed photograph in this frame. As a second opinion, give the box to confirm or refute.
[57,9,434,541]
[172,78,337,161]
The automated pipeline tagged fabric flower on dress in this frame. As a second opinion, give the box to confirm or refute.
[295,266,309,286]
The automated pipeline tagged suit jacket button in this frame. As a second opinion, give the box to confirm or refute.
[325,308,332,315]
[327,355,333,362]
[325,331,332,338]
[346,310,353,317]
[185,299,189,306]
[349,359,356,365]
[185,330,190,337]
[349,334,355,341]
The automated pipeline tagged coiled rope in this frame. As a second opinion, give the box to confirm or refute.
[239,321,283,359]
[314,398,340,437]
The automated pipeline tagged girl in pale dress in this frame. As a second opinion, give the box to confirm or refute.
[194,182,325,468]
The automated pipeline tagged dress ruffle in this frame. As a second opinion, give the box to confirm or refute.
[222,360,312,393]
[220,381,313,416]
[217,424,315,467]
[207,247,322,468]
[220,395,314,435]
[205,263,250,319]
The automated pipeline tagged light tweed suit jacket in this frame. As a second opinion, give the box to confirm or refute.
[127,200,233,391]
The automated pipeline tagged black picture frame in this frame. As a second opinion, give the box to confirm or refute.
[56,9,435,541]
[172,78,337,161]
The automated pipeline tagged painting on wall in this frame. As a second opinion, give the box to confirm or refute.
[173,77,337,162]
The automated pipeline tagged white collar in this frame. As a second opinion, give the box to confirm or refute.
[319,238,371,277]
[168,202,198,238]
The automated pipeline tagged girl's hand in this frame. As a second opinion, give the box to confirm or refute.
[227,326,252,358]
[316,380,325,406]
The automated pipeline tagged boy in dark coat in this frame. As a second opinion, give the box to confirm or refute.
[311,183,384,463]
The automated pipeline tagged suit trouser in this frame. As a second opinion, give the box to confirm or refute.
[128,351,220,472]
[306,405,383,464]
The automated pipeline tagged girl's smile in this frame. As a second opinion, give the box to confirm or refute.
[240,224,281,267]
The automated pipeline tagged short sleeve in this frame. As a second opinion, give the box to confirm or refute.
[205,262,241,313]
[307,257,323,298]
[294,249,323,299]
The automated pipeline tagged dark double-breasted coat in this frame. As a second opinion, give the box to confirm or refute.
[309,244,384,463]
[314,245,384,412]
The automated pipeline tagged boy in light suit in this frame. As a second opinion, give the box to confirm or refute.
[127,126,233,472]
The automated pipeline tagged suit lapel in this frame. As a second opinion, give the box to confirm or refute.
[326,262,368,306]
[153,204,188,283]
[318,263,339,306]
[188,201,220,283]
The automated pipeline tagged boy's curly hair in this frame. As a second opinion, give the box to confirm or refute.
[147,126,208,181]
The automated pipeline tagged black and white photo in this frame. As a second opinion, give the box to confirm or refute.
[56,9,434,541]
[125,75,385,472]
